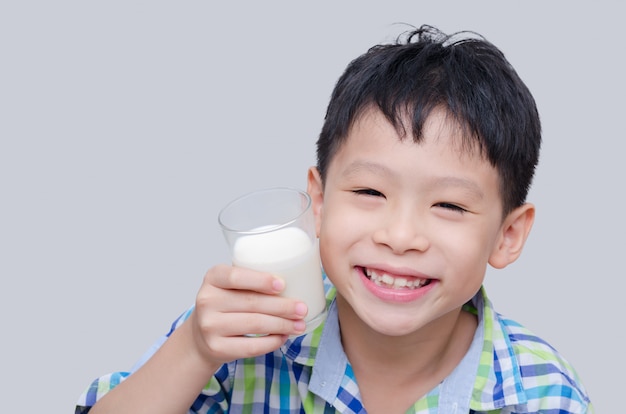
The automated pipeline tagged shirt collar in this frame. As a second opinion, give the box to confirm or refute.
[308,298,347,402]
[470,287,527,410]
[281,282,528,411]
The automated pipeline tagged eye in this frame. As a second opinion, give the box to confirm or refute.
[434,202,467,213]
[353,188,385,198]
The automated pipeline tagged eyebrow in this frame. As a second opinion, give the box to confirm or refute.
[341,160,394,178]
[341,160,485,199]
[428,176,485,200]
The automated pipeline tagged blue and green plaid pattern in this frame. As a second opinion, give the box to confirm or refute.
[77,279,593,413]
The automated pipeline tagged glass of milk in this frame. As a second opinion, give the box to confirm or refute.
[218,187,327,335]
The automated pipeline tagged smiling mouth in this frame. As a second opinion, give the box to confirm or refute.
[360,267,432,290]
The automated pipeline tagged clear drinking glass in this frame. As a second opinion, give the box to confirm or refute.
[218,187,327,335]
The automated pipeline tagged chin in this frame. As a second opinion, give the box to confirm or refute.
[358,308,427,337]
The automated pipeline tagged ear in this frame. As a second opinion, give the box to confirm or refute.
[307,166,324,238]
[488,203,535,269]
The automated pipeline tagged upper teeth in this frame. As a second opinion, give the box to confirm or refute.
[365,268,426,289]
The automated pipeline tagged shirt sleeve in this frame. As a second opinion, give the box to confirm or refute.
[75,306,196,412]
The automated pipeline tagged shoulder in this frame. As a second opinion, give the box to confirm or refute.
[497,313,593,413]
[473,289,593,413]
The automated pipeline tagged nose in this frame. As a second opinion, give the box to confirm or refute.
[372,207,430,254]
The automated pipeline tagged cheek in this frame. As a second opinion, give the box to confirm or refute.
[439,227,496,270]
[318,202,365,260]
[318,222,342,278]
[320,199,372,242]
[319,212,348,251]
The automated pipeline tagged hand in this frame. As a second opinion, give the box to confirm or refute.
[190,264,308,366]
[87,266,309,414]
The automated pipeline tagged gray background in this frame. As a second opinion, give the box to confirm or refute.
[1,1,622,412]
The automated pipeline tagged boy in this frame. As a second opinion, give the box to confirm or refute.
[77,25,593,413]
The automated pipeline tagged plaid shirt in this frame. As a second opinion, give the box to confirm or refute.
[77,277,593,413]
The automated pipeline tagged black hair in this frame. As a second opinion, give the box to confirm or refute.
[316,24,541,215]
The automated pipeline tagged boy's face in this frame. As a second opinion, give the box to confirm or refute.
[308,107,532,337]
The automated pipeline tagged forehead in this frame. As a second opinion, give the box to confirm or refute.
[346,106,488,160]
[327,106,499,188]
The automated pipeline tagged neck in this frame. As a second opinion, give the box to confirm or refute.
[336,295,478,383]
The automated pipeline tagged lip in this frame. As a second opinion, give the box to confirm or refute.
[357,264,436,303]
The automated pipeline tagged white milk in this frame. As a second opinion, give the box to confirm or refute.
[232,226,326,329]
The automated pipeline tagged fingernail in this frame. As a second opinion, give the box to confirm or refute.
[295,302,308,317]
[294,320,306,332]
[272,278,285,292]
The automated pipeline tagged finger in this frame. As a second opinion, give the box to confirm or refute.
[190,310,292,363]
[206,333,290,361]
[201,290,308,320]
[205,264,285,295]
[221,291,307,319]
[209,312,306,338]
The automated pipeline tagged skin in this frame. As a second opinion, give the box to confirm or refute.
[307,107,534,412]
[90,267,308,414]
[90,107,534,414]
